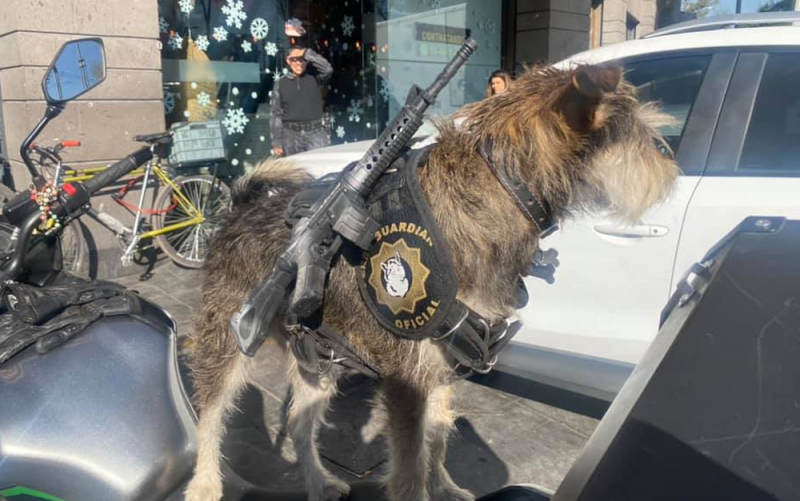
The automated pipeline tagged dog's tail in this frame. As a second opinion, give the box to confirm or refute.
[231,158,313,206]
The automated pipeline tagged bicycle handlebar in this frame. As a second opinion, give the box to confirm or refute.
[83,146,154,195]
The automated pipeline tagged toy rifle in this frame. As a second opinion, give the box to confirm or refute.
[231,38,478,356]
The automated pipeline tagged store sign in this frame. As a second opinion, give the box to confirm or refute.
[415,23,471,45]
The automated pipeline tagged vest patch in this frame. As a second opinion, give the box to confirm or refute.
[356,147,458,339]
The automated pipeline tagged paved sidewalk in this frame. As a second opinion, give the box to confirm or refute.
[116,260,604,497]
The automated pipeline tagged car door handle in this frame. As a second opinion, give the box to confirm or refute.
[593,224,669,238]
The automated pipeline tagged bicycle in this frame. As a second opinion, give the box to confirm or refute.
[30,131,231,273]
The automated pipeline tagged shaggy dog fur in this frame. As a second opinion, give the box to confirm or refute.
[184,64,679,501]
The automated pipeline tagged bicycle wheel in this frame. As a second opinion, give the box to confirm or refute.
[59,220,88,277]
[153,174,231,269]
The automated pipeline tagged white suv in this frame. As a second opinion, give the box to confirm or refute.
[290,13,800,400]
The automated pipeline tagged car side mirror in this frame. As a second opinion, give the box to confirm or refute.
[42,38,106,104]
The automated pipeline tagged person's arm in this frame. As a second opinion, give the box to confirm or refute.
[304,48,333,85]
[270,80,285,156]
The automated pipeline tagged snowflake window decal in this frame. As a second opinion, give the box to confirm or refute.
[265,42,278,57]
[222,0,247,29]
[335,126,345,138]
[379,80,391,103]
[163,89,178,114]
[179,0,193,14]
[250,18,269,40]
[159,16,169,34]
[223,107,250,134]
[195,35,210,52]
[341,16,355,37]
[241,40,252,53]
[168,33,183,50]
[347,99,363,123]
[429,0,444,10]
[197,92,211,108]
[213,26,228,41]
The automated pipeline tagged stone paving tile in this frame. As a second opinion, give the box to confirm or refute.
[111,261,600,496]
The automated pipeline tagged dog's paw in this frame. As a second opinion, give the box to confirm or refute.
[184,475,223,501]
[318,477,351,501]
[431,485,475,501]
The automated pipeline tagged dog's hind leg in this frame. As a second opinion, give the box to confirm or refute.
[287,360,350,501]
[185,353,249,501]
[426,385,475,501]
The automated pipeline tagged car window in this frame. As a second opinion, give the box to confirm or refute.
[624,55,710,158]
[737,53,800,175]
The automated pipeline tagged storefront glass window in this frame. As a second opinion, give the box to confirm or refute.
[158,0,503,175]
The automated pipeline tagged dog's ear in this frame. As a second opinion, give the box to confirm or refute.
[557,65,622,132]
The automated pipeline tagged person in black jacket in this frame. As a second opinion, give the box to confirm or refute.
[270,45,333,157]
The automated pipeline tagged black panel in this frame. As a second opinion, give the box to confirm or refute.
[555,217,800,501]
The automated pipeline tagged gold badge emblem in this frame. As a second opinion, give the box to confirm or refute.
[368,238,430,315]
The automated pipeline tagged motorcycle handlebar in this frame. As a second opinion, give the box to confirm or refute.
[82,146,153,195]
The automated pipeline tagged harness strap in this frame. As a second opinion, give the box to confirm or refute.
[433,301,522,377]
[288,298,521,380]
[287,321,381,379]
[478,140,557,237]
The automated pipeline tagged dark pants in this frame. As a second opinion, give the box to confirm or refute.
[283,125,331,156]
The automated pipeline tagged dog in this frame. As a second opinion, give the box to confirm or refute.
[184,63,679,501]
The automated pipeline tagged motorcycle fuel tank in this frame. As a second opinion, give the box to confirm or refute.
[0,304,197,501]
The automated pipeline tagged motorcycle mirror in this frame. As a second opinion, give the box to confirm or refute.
[42,38,106,104]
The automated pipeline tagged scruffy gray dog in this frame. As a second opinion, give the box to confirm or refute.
[185,63,679,501]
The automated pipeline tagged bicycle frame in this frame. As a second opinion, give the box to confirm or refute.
[62,159,206,264]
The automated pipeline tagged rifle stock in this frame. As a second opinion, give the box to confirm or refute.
[230,38,478,356]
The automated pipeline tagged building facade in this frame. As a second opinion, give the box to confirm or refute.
[0,0,796,276]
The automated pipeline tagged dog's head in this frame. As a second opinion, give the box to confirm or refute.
[458,63,680,222]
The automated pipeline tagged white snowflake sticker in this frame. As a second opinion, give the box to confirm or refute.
[197,92,211,108]
[159,16,169,34]
[347,99,363,123]
[195,35,210,52]
[336,126,345,138]
[232,87,240,95]
[273,72,281,83]
[179,0,193,14]
[222,107,249,134]
[250,17,269,40]
[168,32,183,50]
[380,80,391,102]
[265,42,278,56]
[213,26,228,41]
[221,0,247,29]
[163,89,178,114]
[341,15,355,37]
[241,40,252,53]
[429,0,443,10]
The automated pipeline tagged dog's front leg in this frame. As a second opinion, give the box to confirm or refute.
[426,385,475,501]
[383,376,432,501]
[287,361,350,501]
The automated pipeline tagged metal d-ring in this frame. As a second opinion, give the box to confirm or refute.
[432,308,469,341]
[475,317,491,344]
[317,347,336,375]
[473,355,498,375]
